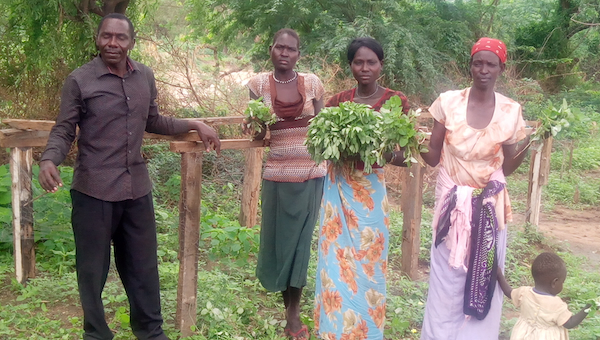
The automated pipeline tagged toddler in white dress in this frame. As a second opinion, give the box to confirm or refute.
[497,252,592,340]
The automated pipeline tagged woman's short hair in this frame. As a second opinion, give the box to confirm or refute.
[347,37,384,63]
[272,28,300,49]
[531,252,565,283]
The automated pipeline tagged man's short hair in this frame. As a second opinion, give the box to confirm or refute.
[97,13,135,39]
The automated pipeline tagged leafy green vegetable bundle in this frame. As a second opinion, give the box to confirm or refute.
[243,98,277,137]
[530,99,578,142]
[306,96,427,173]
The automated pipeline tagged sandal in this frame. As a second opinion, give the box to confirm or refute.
[285,325,309,340]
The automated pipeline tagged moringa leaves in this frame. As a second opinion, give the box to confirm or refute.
[306,96,427,173]
[379,96,428,166]
[531,98,579,142]
[243,97,277,136]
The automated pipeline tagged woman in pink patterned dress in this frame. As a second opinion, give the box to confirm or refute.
[419,38,531,340]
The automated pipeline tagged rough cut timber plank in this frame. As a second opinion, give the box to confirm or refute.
[170,139,266,153]
[10,147,36,284]
[2,116,245,131]
[400,163,425,279]
[1,119,55,131]
[539,136,553,186]
[144,131,201,141]
[526,142,543,226]
[2,117,540,131]
[176,152,203,336]
[0,129,50,148]
[239,148,263,228]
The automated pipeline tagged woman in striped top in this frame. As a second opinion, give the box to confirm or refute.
[246,28,326,340]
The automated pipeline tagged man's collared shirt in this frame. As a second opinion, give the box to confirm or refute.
[42,56,190,202]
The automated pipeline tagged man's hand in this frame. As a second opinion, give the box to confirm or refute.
[190,121,221,154]
[38,160,62,193]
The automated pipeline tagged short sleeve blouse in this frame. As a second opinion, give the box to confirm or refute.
[429,88,526,188]
[245,72,327,182]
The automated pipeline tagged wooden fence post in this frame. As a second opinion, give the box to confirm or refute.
[526,136,553,226]
[400,163,425,279]
[239,148,263,228]
[176,152,203,336]
[10,147,35,284]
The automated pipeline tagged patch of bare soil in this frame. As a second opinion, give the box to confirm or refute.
[538,206,600,267]
[512,206,600,267]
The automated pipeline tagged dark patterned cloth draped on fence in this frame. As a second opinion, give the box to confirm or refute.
[313,88,408,340]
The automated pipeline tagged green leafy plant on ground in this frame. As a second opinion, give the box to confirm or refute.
[200,203,260,265]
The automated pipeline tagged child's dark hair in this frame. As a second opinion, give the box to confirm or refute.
[531,252,565,284]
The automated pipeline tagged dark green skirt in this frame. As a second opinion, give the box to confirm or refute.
[256,177,324,292]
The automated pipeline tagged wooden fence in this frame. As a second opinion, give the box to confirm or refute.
[0,117,549,336]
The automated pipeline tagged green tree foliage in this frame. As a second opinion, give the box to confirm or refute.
[184,0,600,98]
[2,0,600,113]
[186,0,484,101]
[0,0,143,118]
[513,0,600,91]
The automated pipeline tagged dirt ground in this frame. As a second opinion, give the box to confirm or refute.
[513,206,600,268]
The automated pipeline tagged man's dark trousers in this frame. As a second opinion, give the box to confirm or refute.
[71,190,168,340]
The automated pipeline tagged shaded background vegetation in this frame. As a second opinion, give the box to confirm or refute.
[1,0,600,114]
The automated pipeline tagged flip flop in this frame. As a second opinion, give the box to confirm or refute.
[285,325,309,340]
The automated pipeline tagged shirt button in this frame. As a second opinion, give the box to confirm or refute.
[122,79,125,83]
[129,132,132,135]
[128,150,131,153]
[126,96,130,100]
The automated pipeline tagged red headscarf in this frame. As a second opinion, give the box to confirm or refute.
[471,37,507,63]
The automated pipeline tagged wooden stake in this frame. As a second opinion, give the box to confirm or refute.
[10,147,35,284]
[526,136,553,226]
[539,136,553,186]
[526,144,541,226]
[176,152,203,336]
[239,148,263,228]
[400,163,425,279]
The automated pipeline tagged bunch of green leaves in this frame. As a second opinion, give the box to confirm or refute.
[306,101,384,173]
[306,96,424,173]
[243,97,277,136]
[531,99,579,141]
[585,296,600,317]
[380,96,429,165]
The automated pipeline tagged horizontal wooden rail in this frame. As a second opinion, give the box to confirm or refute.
[0,118,250,148]
[170,139,266,153]
[0,129,53,148]
[1,117,245,131]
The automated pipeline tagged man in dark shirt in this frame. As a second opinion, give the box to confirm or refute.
[38,13,220,340]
